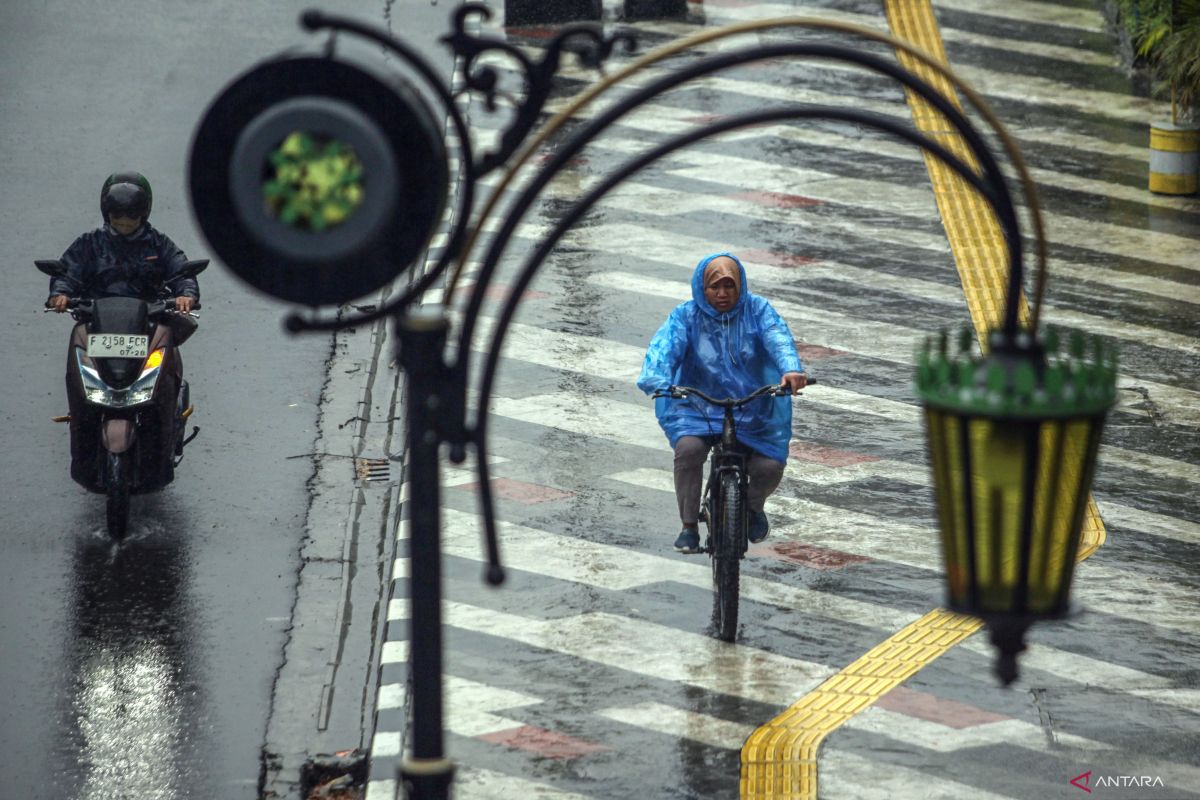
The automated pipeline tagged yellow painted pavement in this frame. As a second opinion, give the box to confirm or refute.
[740,2,1109,797]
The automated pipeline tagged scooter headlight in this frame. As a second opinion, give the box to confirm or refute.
[126,348,165,405]
[76,348,114,404]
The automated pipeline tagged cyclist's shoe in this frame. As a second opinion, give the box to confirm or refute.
[674,528,702,554]
[748,511,770,544]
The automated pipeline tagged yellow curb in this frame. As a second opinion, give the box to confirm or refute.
[740,2,1108,797]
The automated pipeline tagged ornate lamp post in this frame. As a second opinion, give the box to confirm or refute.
[188,5,1116,796]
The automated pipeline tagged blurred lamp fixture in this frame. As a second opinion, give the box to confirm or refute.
[917,324,1117,684]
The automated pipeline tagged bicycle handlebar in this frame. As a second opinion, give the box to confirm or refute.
[654,377,817,407]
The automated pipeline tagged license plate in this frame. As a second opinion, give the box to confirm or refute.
[87,333,149,359]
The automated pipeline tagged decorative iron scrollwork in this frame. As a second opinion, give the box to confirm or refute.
[444,3,636,175]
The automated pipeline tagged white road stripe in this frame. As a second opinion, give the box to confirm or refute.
[932,0,1106,32]
[398,457,508,506]
[371,731,402,759]
[377,683,406,711]
[562,177,1200,307]
[571,96,1199,221]
[598,701,752,748]
[381,640,410,665]
[479,100,1200,301]
[819,748,1026,800]
[454,766,595,800]
[848,703,1200,790]
[597,699,1110,755]
[445,599,833,705]
[613,464,1200,548]
[441,507,1174,693]
[690,3,1118,66]
[388,598,411,621]
[467,309,1199,483]
[468,311,1200,484]
[533,33,1162,166]
[364,780,397,800]
[655,153,1200,273]
[442,507,915,632]
[446,675,542,737]
[483,383,1200,635]
[687,0,1108,34]
[562,198,1200,360]
[842,704,1111,753]
[595,701,1108,798]
[1095,500,1200,545]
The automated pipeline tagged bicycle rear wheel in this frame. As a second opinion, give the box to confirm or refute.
[712,471,742,642]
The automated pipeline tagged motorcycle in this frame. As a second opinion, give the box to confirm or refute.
[37,258,208,540]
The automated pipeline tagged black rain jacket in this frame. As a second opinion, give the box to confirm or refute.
[48,223,200,303]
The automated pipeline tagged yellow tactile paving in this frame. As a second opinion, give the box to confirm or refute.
[740,2,1109,797]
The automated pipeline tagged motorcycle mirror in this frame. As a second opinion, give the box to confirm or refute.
[34,259,67,278]
[175,259,210,280]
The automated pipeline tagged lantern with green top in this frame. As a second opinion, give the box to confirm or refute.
[917,316,1118,684]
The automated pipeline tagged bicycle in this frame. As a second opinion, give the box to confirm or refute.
[654,379,815,642]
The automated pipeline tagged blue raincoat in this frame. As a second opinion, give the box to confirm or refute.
[637,253,803,463]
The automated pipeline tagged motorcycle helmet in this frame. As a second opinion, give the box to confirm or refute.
[100,172,153,222]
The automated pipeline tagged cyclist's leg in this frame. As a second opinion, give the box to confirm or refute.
[746,452,785,513]
[746,451,784,543]
[673,435,711,527]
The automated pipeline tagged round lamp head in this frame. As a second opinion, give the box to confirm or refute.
[189,54,448,306]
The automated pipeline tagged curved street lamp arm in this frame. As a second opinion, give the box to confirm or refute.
[456,40,1021,363]
[445,4,636,175]
[466,105,1007,578]
[449,17,1048,333]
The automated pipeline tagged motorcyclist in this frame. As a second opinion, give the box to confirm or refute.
[46,172,199,313]
[637,252,807,554]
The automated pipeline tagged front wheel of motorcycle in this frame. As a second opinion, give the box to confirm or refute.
[105,451,130,541]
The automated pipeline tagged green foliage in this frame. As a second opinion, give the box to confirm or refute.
[1116,0,1200,118]
[263,132,365,232]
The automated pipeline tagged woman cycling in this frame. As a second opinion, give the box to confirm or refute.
[637,252,807,553]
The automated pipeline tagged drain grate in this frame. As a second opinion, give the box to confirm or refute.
[354,457,394,484]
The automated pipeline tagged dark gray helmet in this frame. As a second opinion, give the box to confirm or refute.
[100,172,153,221]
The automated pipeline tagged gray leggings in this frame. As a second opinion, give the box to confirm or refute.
[673,435,785,526]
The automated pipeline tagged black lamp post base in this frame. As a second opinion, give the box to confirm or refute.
[400,757,455,800]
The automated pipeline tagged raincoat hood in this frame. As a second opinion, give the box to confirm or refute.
[692,252,749,318]
[638,252,803,463]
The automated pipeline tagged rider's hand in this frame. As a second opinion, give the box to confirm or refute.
[780,372,808,394]
[48,295,70,313]
[174,296,195,314]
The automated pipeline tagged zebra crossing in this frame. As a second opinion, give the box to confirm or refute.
[366,0,1200,797]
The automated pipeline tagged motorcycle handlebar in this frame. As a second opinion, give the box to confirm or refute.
[43,296,200,314]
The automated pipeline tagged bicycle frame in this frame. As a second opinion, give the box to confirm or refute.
[655,381,811,642]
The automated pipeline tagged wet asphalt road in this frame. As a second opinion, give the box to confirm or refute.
[0,3,450,798]
[363,2,1200,798]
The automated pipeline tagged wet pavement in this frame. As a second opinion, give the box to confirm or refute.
[0,3,451,799]
[365,1,1200,799]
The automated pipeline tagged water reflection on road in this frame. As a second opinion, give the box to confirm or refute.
[52,517,207,800]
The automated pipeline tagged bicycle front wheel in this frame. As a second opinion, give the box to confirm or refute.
[712,471,742,642]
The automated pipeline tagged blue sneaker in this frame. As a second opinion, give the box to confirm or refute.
[674,528,701,554]
[749,511,770,544]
